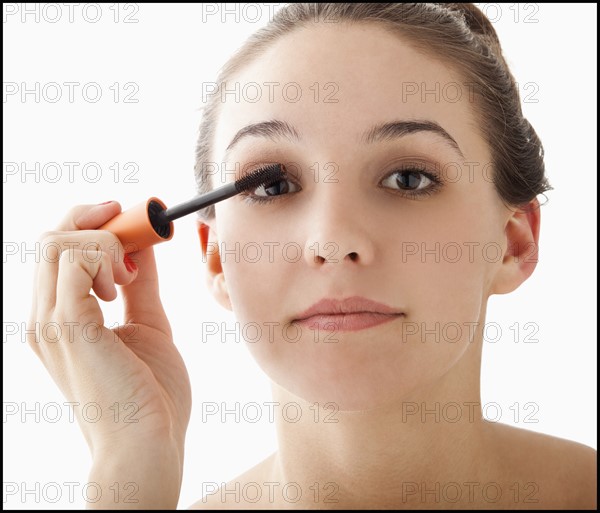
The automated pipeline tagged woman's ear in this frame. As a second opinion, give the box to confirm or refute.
[197,219,232,311]
[489,198,541,295]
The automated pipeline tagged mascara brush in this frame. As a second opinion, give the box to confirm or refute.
[98,164,285,254]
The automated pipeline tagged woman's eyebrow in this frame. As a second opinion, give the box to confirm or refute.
[224,119,300,160]
[224,119,464,160]
[363,120,465,159]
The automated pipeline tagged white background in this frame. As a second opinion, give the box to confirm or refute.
[3,3,597,509]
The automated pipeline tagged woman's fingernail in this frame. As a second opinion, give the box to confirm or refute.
[124,254,138,273]
[98,201,114,205]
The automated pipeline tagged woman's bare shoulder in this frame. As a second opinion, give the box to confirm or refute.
[187,452,277,510]
[488,422,597,509]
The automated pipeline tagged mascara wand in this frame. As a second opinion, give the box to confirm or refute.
[98,164,285,254]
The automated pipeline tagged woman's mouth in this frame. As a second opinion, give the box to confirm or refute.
[294,311,403,332]
[292,296,405,332]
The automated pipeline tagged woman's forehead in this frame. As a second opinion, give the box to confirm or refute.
[212,24,481,167]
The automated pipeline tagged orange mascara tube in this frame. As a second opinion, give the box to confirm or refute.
[98,164,285,253]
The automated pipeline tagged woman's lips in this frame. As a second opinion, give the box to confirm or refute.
[293,296,404,332]
[294,312,403,332]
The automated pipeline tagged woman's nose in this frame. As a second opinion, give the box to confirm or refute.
[302,188,375,267]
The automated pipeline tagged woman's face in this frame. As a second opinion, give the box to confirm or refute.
[206,23,514,410]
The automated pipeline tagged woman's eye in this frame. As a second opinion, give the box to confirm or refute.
[242,176,301,204]
[255,177,300,197]
[381,170,431,190]
[380,168,441,197]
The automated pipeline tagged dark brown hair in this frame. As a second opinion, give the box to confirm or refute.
[194,3,552,219]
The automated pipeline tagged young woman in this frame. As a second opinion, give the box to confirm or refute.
[28,3,596,509]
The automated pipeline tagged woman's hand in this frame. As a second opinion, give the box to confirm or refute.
[27,201,192,508]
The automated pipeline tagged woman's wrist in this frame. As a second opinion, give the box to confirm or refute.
[87,438,184,509]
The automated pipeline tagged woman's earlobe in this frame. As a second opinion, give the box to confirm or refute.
[490,199,541,295]
[214,274,233,311]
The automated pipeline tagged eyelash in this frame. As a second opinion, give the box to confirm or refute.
[240,164,443,204]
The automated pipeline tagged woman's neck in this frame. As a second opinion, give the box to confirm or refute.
[268,332,499,508]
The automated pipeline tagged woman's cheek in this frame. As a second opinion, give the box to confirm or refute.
[221,230,294,326]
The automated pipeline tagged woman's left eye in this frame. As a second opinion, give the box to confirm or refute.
[380,168,442,197]
[242,176,301,204]
[256,177,300,196]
